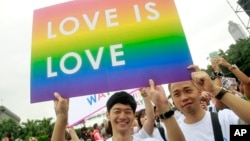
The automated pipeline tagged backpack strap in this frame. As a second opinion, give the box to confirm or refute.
[209,106,213,112]
[157,126,167,141]
[210,112,224,141]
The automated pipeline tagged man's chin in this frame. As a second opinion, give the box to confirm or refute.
[116,125,131,132]
[117,128,129,134]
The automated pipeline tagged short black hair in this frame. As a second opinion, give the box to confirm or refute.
[106,91,136,113]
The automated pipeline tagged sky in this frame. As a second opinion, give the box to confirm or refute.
[0,0,249,123]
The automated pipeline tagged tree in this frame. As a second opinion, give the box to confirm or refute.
[0,117,55,140]
[225,38,250,76]
[205,38,250,78]
[20,118,54,140]
[0,119,21,140]
[21,119,40,138]
[36,117,54,140]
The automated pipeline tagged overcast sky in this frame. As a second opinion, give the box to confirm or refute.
[0,0,249,123]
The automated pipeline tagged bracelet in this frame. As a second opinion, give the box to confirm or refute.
[228,64,237,71]
[215,88,228,100]
[159,110,174,119]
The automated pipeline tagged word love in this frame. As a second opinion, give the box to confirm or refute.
[47,43,125,77]
[48,2,160,39]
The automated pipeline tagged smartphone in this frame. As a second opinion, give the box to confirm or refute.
[209,51,219,59]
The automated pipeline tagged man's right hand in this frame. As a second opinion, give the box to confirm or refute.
[54,92,69,118]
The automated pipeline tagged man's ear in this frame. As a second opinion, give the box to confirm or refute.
[106,112,110,120]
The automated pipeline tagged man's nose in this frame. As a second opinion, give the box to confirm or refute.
[180,93,188,101]
[119,112,127,118]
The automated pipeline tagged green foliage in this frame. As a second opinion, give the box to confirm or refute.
[205,38,250,78]
[0,118,54,140]
[37,135,49,141]
[0,119,21,139]
[225,38,250,76]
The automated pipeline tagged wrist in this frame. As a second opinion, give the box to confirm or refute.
[223,62,231,68]
[158,108,171,114]
[211,66,221,71]
[56,113,68,121]
[215,88,228,100]
[228,64,237,71]
[157,103,171,113]
[208,86,221,96]
[159,109,174,119]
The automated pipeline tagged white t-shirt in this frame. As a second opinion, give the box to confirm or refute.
[142,126,167,141]
[174,110,183,120]
[177,109,242,141]
[207,103,218,113]
[106,128,162,141]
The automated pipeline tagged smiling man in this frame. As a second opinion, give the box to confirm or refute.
[168,65,250,141]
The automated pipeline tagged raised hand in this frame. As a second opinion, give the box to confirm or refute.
[52,92,70,141]
[188,65,221,96]
[54,92,69,117]
[210,58,221,71]
[216,57,231,68]
[145,79,170,113]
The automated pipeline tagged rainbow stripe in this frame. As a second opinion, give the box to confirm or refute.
[31,0,193,103]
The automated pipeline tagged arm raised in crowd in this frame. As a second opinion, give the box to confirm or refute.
[139,87,155,136]
[188,65,250,123]
[144,79,185,141]
[217,57,250,99]
[210,58,223,87]
[51,92,69,141]
[217,57,250,84]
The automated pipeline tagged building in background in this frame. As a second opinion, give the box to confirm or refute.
[228,20,248,41]
[0,105,21,123]
[226,0,250,35]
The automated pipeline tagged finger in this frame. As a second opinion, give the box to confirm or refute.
[54,92,63,101]
[187,65,200,72]
[53,99,58,109]
[149,79,155,90]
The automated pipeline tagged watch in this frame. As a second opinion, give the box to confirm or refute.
[159,110,174,119]
[211,71,224,80]
[215,88,228,100]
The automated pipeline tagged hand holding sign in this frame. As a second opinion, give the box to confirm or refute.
[54,92,69,118]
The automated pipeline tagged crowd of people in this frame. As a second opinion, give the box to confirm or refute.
[51,56,250,141]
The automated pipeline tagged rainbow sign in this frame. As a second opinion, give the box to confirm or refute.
[31,0,193,103]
